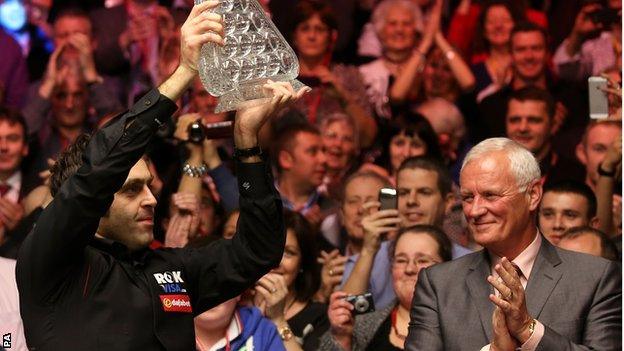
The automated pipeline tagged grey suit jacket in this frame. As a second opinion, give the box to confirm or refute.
[405,236,621,350]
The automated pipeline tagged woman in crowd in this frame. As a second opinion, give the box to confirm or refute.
[289,0,377,148]
[363,112,441,184]
[252,210,329,351]
[469,1,524,99]
[359,0,440,119]
[319,113,361,200]
[319,224,452,350]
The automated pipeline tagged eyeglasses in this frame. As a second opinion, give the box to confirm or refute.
[391,255,440,270]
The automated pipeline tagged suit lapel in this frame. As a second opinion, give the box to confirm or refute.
[466,250,495,341]
[524,237,563,318]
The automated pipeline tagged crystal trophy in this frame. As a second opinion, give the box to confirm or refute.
[195,0,306,113]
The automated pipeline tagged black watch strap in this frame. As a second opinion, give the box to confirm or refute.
[233,146,262,159]
[598,163,616,177]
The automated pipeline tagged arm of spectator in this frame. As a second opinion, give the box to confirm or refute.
[315,250,348,303]
[4,37,28,109]
[434,32,476,92]
[445,0,476,57]
[596,135,621,236]
[325,291,355,351]
[342,202,400,295]
[389,0,441,103]
[21,85,52,135]
[174,113,204,197]
[553,3,602,82]
[203,138,240,212]
[164,192,201,248]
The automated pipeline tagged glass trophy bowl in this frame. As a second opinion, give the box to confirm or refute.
[195,0,306,113]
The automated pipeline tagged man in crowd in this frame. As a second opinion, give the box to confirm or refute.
[272,123,330,225]
[0,108,41,258]
[576,120,622,191]
[505,86,585,186]
[558,226,619,261]
[478,22,587,155]
[339,156,472,309]
[406,138,621,350]
[16,2,307,349]
[538,181,599,245]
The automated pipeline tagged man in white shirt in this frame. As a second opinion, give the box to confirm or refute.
[0,256,26,351]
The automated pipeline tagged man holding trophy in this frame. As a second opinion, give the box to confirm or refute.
[15,1,308,349]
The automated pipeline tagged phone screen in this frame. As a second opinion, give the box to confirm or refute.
[588,76,609,119]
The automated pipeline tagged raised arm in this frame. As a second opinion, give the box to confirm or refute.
[16,0,224,301]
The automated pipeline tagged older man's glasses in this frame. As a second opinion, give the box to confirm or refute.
[391,254,440,270]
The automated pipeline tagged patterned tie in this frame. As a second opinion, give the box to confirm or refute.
[0,184,11,197]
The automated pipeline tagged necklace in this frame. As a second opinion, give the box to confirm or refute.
[390,306,407,340]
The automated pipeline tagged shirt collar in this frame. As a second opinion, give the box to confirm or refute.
[207,310,243,351]
[490,229,542,280]
[5,171,21,189]
[274,181,320,214]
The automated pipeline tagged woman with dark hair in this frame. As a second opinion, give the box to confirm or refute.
[470,1,525,98]
[252,210,329,351]
[364,112,441,184]
[288,0,377,148]
[319,225,452,350]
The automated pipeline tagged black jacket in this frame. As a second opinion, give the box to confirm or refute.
[16,89,285,350]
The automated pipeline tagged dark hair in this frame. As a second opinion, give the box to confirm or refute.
[397,155,453,197]
[291,0,338,35]
[0,106,28,141]
[507,86,556,119]
[388,224,453,263]
[510,21,548,47]
[377,111,442,173]
[49,133,91,197]
[543,181,597,219]
[284,210,321,302]
[473,0,525,55]
[53,7,91,25]
[271,122,321,174]
[562,226,619,261]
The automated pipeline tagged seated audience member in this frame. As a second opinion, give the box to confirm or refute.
[272,123,332,226]
[319,113,360,201]
[505,86,585,186]
[358,0,440,119]
[478,21,587,146]
[364,112,442,184]
[405,138,621,351]
[0,256,26,350]
[289,1,376,148]
[319,225,452,350]
[467,1,524,98]
[539,181,599,245]
[576,120,622,191]
[0,108,42,258]
[553,1,622,82]
[23,8,121,134]
[252,211,329,351]
[447,0,547,63]
[340,156,472,309]
[416,98,470,182]
[195,296,286,351]
[558,226,619,261]
[318,171,389,303]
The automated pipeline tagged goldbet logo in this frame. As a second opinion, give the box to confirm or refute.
[159,294,192,313]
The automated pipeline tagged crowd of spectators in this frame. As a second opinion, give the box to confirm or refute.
[0,0,621,350]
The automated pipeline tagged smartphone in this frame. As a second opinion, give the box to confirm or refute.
[588,76,609,119]
[378,188,397,211]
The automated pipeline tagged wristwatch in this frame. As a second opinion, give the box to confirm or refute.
[598,163,616,177]
[278,325,294,341]
[233,146,262,160]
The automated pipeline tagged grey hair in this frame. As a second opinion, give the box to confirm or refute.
[416,98,466,138]
[319,112,360,150]
[461,138,541,191]
[372,0,424,36]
